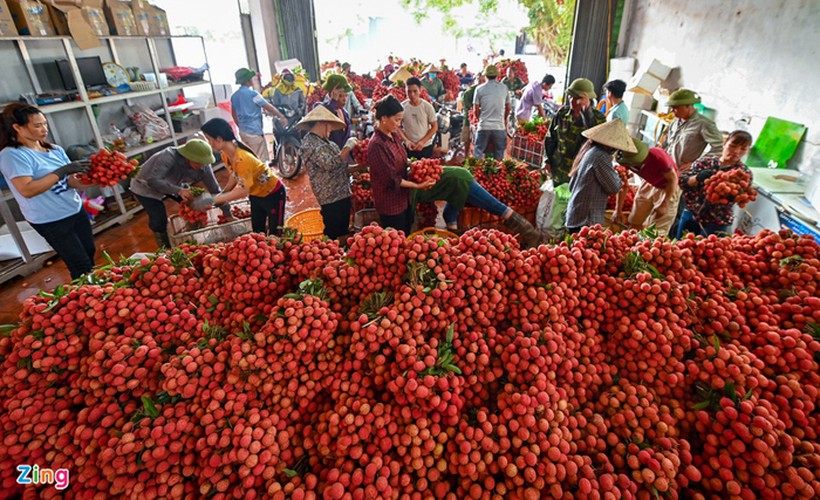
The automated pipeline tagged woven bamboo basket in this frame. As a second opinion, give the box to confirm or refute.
[285,209,325,242]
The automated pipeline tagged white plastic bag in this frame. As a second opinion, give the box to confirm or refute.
[125,104,171,142]
[536,178,555,238]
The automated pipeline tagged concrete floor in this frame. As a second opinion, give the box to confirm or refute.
[0,170,319,324]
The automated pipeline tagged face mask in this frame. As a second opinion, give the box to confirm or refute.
[428,73,437,79]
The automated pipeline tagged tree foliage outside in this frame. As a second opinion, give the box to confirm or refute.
[520,0,575,65]
[400,0,576,65]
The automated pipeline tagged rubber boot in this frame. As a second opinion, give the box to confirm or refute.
[153,231,171,249]
[504,211,541,249]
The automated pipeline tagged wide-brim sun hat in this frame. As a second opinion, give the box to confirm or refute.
[581,120,638,153]
[618,138,649,165]
[389,67,414,83]
[421,64,442,75]
[295,105,346,131]
[178,139,216,165]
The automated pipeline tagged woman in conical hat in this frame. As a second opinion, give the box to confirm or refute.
[565,119,637,233]
[297,105,360,240]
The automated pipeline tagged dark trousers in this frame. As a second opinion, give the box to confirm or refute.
[320,197,352,239]
[379,206,414,234]
[405,144,435,160]
[250,186,287,235]
[676,209,729,238]
[30,209,95,280]
[134,194,172,233]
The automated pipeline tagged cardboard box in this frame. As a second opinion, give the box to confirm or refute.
[607,71,633,85]
[628,73,661,96]
[0,0,18,35]
[626,107,643,125]
[130,0,149,35]
[46,1,100,49]
[609,57,635,75]
[104,0,136,35]
[145,2,167,35]
[624,91,655,111]
[46,1,67,33]
[8,0,56,35]
[82,0,109,36]
[638,58,672,81]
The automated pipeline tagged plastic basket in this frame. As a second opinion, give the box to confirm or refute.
[408,227,459,240]
[285,209,325,242]
[510,135,545,168]
[457,205,537,232]
[169,201,253,247]
[458,207,502,229]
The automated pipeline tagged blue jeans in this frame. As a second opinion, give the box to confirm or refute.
[676,208,729,238]
[474,129,507,160]
[443,180,510,225]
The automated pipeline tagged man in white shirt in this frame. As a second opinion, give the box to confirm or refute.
[473,65,510,159]
[401,77,438,159]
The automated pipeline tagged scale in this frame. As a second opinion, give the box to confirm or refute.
[103,62,130,87]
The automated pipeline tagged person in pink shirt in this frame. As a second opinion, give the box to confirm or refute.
[615,138,680,233]
[515,74,555,123]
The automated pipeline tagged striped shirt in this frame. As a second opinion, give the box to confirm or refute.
[566,144,622,229]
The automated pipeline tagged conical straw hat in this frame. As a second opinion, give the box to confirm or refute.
[389,67,414,83]
[421,64,442,75]
[581,120,638,153]
[295,105,346,131]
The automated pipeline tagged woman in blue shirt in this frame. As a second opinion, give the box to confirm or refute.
[0,103,96,279]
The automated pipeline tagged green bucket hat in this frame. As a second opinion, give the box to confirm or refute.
[178,139,216,165]
[323,74,352,92]
[483,64,499,77]
[667,88,701,107]
[235,68,256,85]
[566,78,596,99]
[618,138,649,166]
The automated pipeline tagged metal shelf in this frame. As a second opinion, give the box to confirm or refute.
[39,100,86,114]
[123,138,175,157]
[87,81,210,106]
[0,35,214,284]
[176,128,202,140]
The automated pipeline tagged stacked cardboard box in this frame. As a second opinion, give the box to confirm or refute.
[628,58,672,96]
[0,0,17,35]
[46,0,108,49]
[8,0,56,36]
[607,57,635,87]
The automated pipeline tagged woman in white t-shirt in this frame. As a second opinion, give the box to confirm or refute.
[400,77,438,159]
[0,103,97,279]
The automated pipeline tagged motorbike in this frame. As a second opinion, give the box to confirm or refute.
[271,105,303,179]
[435,104,464,163]
[353,108,374,140]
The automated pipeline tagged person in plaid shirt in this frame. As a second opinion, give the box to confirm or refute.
[367,95,435,233]
[677,130,753,237]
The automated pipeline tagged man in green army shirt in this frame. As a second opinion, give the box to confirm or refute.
[461,73,486,157]
[543,78,606,185]
[420,65,447,103]
[413,166,541,247]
